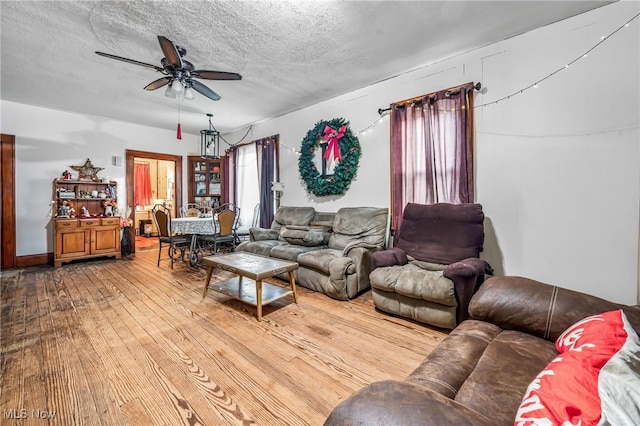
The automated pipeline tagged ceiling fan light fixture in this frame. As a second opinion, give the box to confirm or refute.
[171,79,183,94]
[183,86,195,100]
[164,84,177,98]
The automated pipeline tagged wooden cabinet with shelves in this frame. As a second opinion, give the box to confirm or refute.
[187,156,225,209]
[53,179,121,267]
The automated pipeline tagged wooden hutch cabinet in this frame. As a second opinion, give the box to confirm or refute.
[53,178,121,267]
[187,155,225,210]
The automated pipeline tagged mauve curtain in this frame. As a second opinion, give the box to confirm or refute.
[227,135,279,229]
[259,137,278,228]
[391,84,474,233]
[228,148,238,206]
[134,162,153,206]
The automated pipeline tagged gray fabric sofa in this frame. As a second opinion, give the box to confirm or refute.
[236,206,388,300]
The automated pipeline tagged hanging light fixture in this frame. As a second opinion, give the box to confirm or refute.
[164,81,177,99]
[164,78,195,101]
[183,85,195,100]
[200,113,220,158]
[170,78,183,94]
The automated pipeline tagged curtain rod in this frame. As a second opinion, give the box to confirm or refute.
[378,82,482,115]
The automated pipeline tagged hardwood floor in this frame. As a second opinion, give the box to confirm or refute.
[1,250,447,425]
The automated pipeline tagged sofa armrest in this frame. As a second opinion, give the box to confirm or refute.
[441,258,492,325]
[249,227,280,241]
[469,276,636,342]
[342,241,382,256]
[324,380,493,426]
[371,247,408,270]
[443,258,493,278]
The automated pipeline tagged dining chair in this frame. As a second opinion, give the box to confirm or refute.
[180,203,204,218]
[151,204,191,268]
[198,203,238,254]
[235,202,260,243]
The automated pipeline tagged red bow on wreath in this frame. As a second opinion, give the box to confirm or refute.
[323,125,346,161]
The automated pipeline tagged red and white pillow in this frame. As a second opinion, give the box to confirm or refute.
[515,309,640,426]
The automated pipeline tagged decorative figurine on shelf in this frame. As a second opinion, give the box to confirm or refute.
[62,170,72,180]
[103,199,117,217]
[69,207,76,218]
[70,158,104,181]
[58,202,70,218]
[80,206,90,217]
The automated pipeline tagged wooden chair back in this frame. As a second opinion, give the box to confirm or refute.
[151,204,171,238]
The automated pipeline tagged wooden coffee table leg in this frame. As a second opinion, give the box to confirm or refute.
[288,271,298,303]
[202,266,214,298]
[256,279,263,321]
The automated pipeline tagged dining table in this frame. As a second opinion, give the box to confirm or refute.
[171,216,217,267]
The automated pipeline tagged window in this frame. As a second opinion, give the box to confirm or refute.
[390,82,475,232]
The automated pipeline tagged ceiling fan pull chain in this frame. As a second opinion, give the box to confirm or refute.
[176,98,182,140]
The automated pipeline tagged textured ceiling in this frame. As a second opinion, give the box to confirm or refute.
[1,1,612,135]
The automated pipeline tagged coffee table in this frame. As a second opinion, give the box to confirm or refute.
[201,252,299,321]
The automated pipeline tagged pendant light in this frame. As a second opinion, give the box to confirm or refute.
[200,113,220,158]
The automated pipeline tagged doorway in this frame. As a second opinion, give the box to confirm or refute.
[125,150,183,254]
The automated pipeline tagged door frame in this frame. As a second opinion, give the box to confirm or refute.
[125,150,183,254]
[1,134,16,269]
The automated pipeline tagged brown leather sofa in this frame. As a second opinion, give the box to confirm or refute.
[325,276,640,425]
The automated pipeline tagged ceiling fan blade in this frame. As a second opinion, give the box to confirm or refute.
[191,80,221,101]
[144,77,171,91]
[193,70,242,80]
[157,35,183,69]
[95,51,164,72]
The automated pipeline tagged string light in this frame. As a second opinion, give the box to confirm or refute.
[267,110,392,156]
[219,124,253,147]
[220,111,392,155]
[220,11,637,156]
[475,11,639,108]
[356,110,390,136]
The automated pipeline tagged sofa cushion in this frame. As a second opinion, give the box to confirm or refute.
[515,310,640,426]
[250,227,280,241]
[454,330,558,423]
[273,206,316,226]
[297,248,355,275]
[269,243,323,262]
[329,207,387,250]
[395,203,484,265]
[370,263,457,306]
[407,320,502,399]
[235,240,285,257]
[279,226,331,247]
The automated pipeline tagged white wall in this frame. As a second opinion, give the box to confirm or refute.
[224,1,640,303]
[2,2,638,303]
[0,102,201,256]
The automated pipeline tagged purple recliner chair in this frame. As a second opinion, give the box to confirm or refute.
[370,202,493,329]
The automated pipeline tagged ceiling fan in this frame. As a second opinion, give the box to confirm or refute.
[95,35,241,102]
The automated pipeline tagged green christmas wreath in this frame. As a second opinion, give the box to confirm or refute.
[298,118,361,197]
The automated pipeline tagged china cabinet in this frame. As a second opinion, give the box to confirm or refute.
[52,178,121,267]
[187,156,225,210]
